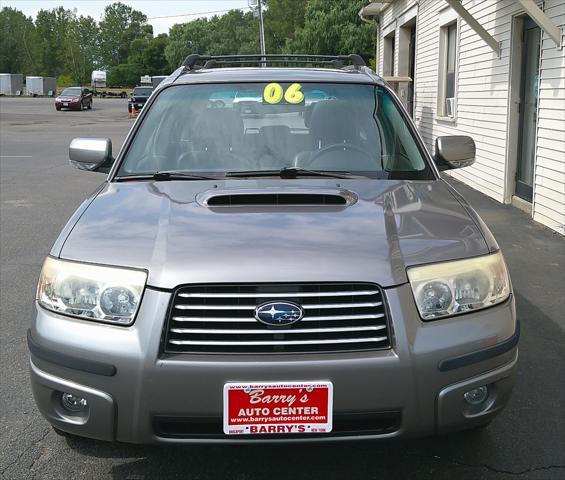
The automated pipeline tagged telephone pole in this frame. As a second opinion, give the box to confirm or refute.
[249,0,266,62]
[258,0,266,58]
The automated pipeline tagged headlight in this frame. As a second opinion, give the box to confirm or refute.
[37,257,147,325]
[407,252,510,320]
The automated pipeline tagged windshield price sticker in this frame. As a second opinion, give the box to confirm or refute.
[263,83,305,105]
[223,381,333,435]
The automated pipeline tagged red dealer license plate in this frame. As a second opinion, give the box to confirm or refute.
[223,381,333,435]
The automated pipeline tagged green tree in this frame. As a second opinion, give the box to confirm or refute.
[141,34,170,75]
[0,7,37,74]
[207,10,258,55]
[34,7,75,77]
[287,0,375,63]
[164,10,258,70]
[64,15,99,84]
[99,2,149,67]
[165,18,214,69]
[264,0,307,53]
[107,62,143,87]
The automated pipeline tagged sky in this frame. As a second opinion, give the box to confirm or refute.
[1,0,252,34]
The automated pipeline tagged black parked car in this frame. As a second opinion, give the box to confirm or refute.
[128,86,153,112]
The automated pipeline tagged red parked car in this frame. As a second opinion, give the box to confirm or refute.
[55,87,93,111]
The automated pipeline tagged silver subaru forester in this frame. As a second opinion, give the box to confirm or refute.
[29,54,518,443]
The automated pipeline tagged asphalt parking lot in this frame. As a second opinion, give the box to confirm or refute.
[1,97,564,480]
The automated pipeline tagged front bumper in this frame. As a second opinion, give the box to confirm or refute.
[55,102,81,110]
[29,285,518,443]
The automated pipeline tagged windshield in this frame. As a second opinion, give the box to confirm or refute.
[133,87,153,97]
[61,87,81,96]
[119,82,432,179]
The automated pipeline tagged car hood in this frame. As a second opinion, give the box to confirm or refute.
[58,96,79,101]
[57,179,489,288]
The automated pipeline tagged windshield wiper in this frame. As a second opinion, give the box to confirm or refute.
[226,167,356,179]
[115,171,217,182]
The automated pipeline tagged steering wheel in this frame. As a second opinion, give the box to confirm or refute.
[304,143,375,169]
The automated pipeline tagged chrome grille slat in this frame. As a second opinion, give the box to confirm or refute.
[174,301,382,310]
[178,290,380,298]
[303,313,385,321]
[164,283,390,354]
[169,336,389,346]
[170,325,387,334]
[171,313,385,323]
[172,316,258,323]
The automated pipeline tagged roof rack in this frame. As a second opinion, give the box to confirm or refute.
[181,54,367,71]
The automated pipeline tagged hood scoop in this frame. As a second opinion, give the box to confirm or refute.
[198,188,357,209]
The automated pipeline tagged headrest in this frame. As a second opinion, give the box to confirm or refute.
[194,108,243,145]
[308,101,357,148]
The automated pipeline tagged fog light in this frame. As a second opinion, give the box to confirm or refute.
[60,392,88,413]
[464,385,489,405]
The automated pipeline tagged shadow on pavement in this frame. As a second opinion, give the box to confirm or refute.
[65,428,494,480]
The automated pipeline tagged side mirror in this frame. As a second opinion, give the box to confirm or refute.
[69,138,114,173]
[435,136,475,171]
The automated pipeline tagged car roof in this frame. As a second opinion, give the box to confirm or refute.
[171,67,384,86]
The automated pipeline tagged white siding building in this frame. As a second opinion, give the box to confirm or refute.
[361,0,565,234]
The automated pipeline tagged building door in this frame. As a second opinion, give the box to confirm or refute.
[516,18,541,202]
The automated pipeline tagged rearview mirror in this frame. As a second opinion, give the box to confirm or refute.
[435,136,475,171]
[69,138,114,173]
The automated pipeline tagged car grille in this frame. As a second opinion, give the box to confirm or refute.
[163,283,390,354]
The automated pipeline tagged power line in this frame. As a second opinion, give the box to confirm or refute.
[148,8,249,20]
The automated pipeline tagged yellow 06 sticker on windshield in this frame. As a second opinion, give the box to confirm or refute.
[263,83,284,104]
[263,83,304,105]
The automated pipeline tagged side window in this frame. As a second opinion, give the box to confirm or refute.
[376,90,427,172]
[438,21,458,117]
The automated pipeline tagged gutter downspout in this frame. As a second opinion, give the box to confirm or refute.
[359,8,380,72]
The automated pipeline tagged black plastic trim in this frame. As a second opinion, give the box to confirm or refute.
[153,410,401,439]
[438,321,520,372]
[27,329,117,377]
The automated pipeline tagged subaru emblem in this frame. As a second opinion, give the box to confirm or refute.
[255,301,304,326]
